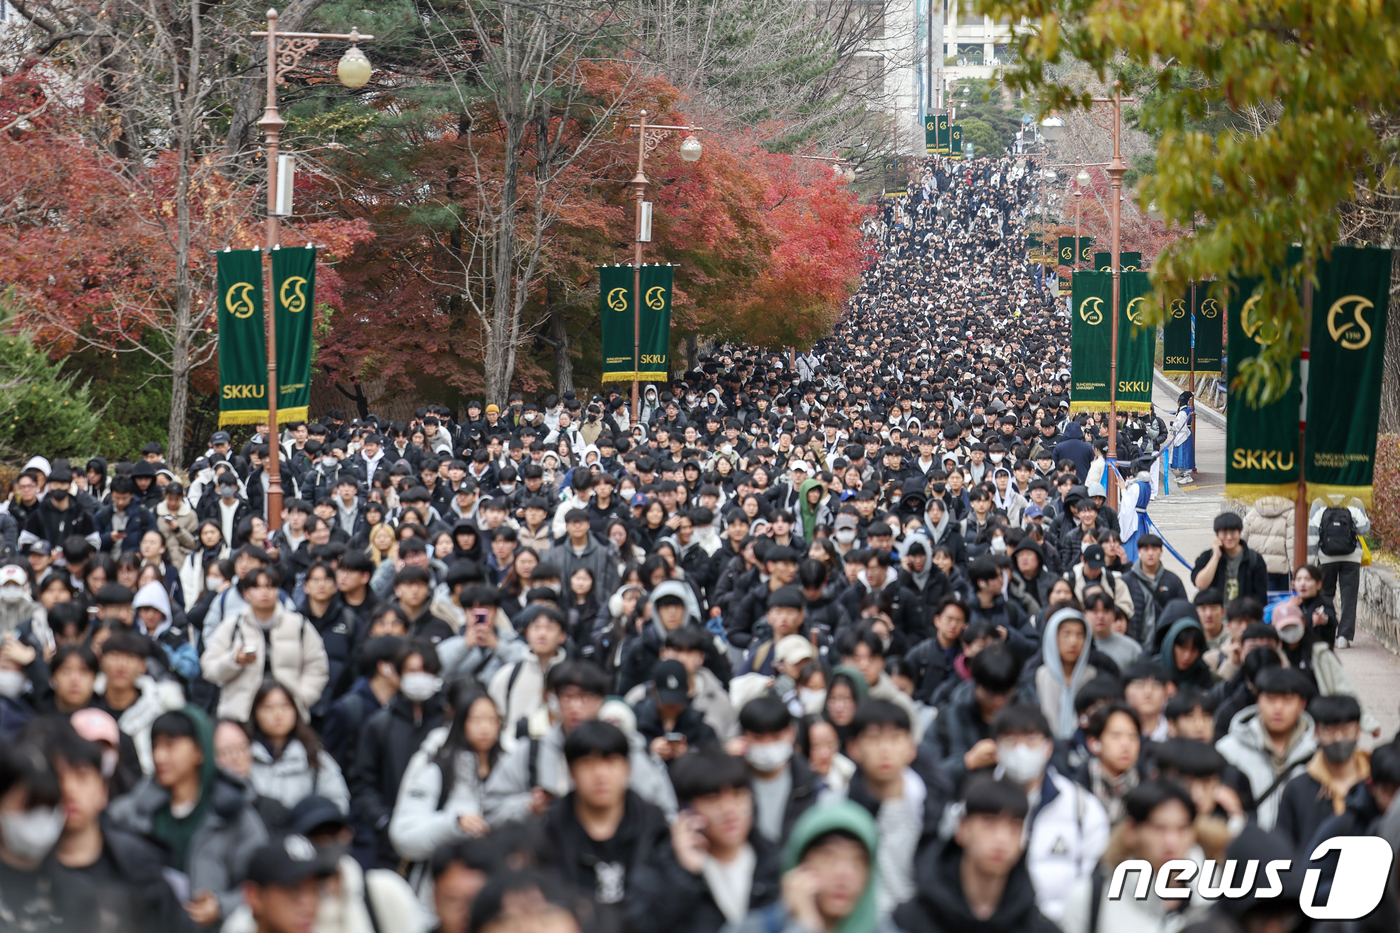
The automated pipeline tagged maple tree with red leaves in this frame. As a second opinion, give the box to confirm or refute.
[0,68,371,463]
[309,65,867,408]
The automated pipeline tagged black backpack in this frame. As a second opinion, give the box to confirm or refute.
[1318,506,1359,557]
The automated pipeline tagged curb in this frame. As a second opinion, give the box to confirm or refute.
[1154,370,1226,430]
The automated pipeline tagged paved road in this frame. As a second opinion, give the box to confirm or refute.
[1145,382,1400,740]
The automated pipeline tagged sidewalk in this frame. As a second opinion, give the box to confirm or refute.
[1145,381,1400,739]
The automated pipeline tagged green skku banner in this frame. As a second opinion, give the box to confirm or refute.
[1305,245,1392,506]
[272,245,316,425]
[1058,237,1093,267]
[1161,288,1194,377]
[882,159,906,197]
[1070,271,1113,413]
[936,115,950,154]
[1094,251,1143,271]
[949,124,963,159]
[600,265,672,382]
[924,118,938,154]
[1193,285,1224,373]
[1117,270,1154,413]
[1225,274,1301,502]
[217,249,268,427]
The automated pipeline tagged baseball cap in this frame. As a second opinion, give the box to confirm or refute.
[23,541,52,557]
[1082,544,1106,569]
[246,835,339,887]
[1024,504,1044,520]
[287,794,351,837]
[0,565,27,588]
[651,660,689,706]
[776,634,816,667]
[834,514,858,533]
[70,708,121,748]
[1272,601,1304,631]
[209,431,232,445]
[789,460,811,474]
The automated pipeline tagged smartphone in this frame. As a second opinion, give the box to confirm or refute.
[473,609,490,626]
[664,732,684,743]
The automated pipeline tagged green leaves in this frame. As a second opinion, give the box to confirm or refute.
[0,296,103,462]
[980,0,1400,405]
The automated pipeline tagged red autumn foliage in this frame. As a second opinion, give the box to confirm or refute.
[0,67,372,390]
[307,65,867,401]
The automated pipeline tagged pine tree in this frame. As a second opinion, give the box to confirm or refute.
[0,298,103,462]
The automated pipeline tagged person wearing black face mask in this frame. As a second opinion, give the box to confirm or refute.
[1275,693,1368,852]
[20,468,99,553]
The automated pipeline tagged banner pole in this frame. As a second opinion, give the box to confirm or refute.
[1294,278,1312,569]
[629,111,649,424]
[260,9,285,531]
[1106,93,1126,510]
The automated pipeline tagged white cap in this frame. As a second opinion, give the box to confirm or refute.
[789,460,811,474]
[0,566,28,587]
[22,456,51,477]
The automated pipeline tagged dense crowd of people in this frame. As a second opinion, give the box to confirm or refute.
[0,152,1393,933]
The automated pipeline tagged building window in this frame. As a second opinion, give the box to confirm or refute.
[864,56,884,91]
[863,1,884,39]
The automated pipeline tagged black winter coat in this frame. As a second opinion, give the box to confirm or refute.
[1190,542,1270,606]
[624,829,782,933]
[894,836,1061,933]
[349,694,445,868]
[536,790,669,915]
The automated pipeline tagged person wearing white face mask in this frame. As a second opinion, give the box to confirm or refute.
[990,703,1109,923]
[729,695,820,845]
[0,563,50,651]
[0,737,103,927]
[48,718,193,931]
[830,513,860,560]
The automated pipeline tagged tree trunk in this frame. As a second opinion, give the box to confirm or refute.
[550,299,574,395]
[169,339,191,469]
[483,5,524,409]
[686,333,698,371]
[1380,255,1400,433]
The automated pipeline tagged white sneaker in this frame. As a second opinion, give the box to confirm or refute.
[1178,473,1194,485]
[1337,636,1350,648]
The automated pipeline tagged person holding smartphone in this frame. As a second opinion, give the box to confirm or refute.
[627,750,782,933]
[634,659,719,762]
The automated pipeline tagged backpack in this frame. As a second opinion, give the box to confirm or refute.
[1318,506,1359,557]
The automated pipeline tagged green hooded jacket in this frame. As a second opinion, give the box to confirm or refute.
[798,478,827,543]
[781,800,881,933]
[150,704,220,871]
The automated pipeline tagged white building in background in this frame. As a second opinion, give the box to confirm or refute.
[868,0,1016,154]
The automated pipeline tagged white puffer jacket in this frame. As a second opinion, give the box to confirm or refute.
[200,603,328,722]
[249,737,350,813]
[1243,496,1294,575]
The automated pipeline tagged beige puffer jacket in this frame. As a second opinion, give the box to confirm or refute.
[1243,496,1294,575]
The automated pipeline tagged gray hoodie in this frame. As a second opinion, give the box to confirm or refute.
[1034,607,1097,739]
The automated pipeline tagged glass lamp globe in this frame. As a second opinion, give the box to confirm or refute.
[337,45,372,89]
